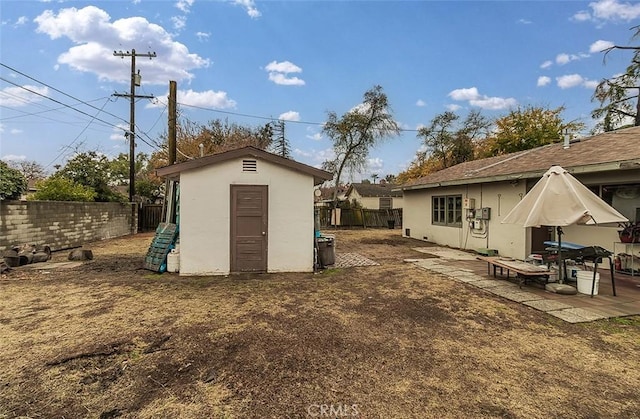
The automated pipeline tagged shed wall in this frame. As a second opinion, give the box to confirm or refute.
[178,157,314,275]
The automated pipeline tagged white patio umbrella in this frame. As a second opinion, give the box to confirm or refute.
[502,165,628,282]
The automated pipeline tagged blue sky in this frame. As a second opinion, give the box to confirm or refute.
[1,0,639,181]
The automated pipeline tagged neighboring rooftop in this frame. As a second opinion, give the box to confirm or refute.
[347,182,403,198]
[401,126,640,190]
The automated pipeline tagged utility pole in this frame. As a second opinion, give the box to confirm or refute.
[113,48,156,203]
[168,81,177,165]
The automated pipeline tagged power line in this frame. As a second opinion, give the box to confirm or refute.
[1,63,163,149]
[159,98,421,133]
[0,97,114,122]
[0,76,128,134]
[43,97,113,170]
[0,62,129,125]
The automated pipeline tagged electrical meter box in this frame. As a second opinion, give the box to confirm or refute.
[463,198,475,209]
[479,207,491,220]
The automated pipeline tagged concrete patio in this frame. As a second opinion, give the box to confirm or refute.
[408,247,640,323]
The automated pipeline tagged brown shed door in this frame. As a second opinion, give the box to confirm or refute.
[231,185,268,273]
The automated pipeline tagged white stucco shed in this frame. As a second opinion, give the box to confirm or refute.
[156,147,333,276]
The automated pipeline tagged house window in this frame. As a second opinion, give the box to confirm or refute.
[242,159,257,172]
[588,183,640,221]
[379,197,392,210]
[432,195,462,227]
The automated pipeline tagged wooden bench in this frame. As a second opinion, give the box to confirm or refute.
[478,256,551,288]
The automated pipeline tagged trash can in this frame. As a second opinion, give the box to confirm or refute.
[317,237,335,267]
[387,219,395,229]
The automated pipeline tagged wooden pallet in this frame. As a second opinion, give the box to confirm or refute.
[143,222,178,272]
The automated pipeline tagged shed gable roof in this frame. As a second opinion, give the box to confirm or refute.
[156,146,333,185]
[401,126,640,190]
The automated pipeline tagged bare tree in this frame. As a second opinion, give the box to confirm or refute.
[322,85,400,206]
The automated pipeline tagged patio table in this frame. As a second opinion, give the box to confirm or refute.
[478,256,551,288]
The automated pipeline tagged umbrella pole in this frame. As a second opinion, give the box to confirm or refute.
[557,226,564,283]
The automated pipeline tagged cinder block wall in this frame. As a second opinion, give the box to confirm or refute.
[0,201,137,252]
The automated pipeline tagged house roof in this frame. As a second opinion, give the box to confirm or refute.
[347,182,403,198]
[401,126,640,191]
[156,146,333,185]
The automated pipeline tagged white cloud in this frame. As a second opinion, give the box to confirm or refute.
[179,89,236,108]
[367,157,384,172]
[1,154,26,162]
[556,53,571,65]
[232,0,262,19]
[306,132,323,141]
[469,97,517,110]
[416,99,426,107]
[278,111,300,121]
[572,10,592,21]
[540,60,553,69]
[517,18,532,24]
[590,0,640,21]
[556,52,590,65]
[448,87,516,110]
[265,60,305,86]
[293,148,312,158]
[265,60,302,73]
[590,39,614,53]
[448,87,480,101]
[34,6,210,85]
[10,129,23,135]
[306,127,323,141]
[110,124,129,141]
[573,0,640,22]
[268,73,305,86]
[584,79,600,89]
[15,16,28,26]
[172,15,187,30]
[196,31,210,41]
[445,104,461,112]
[175,0,194,13]
[0,85,49,107]
[555,74,598,89]
[537,76,551,87]
[556,74,585,89]
[294,147,335,170]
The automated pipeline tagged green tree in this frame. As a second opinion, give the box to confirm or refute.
[0,161,27,200]
[322,85,400,205]
[592,27,640,132]
[108,152,161,202]
[57,151,126,202]
[481,105,584,156]
[417,110,490,170]
[29,177,96,202]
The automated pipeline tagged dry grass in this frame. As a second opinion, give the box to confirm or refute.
[0,229,639,418]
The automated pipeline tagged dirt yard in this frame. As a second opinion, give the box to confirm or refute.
[1,229,639,418]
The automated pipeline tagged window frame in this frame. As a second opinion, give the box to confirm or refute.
[379,197,392,210]
[432,194,462,227]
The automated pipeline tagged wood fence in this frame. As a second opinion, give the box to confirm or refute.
[138,204,163,232]
[139,204,402,232]
[316,207,402,229]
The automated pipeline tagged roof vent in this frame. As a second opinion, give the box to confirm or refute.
[242,159,257,172]
[562,129,570,149]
